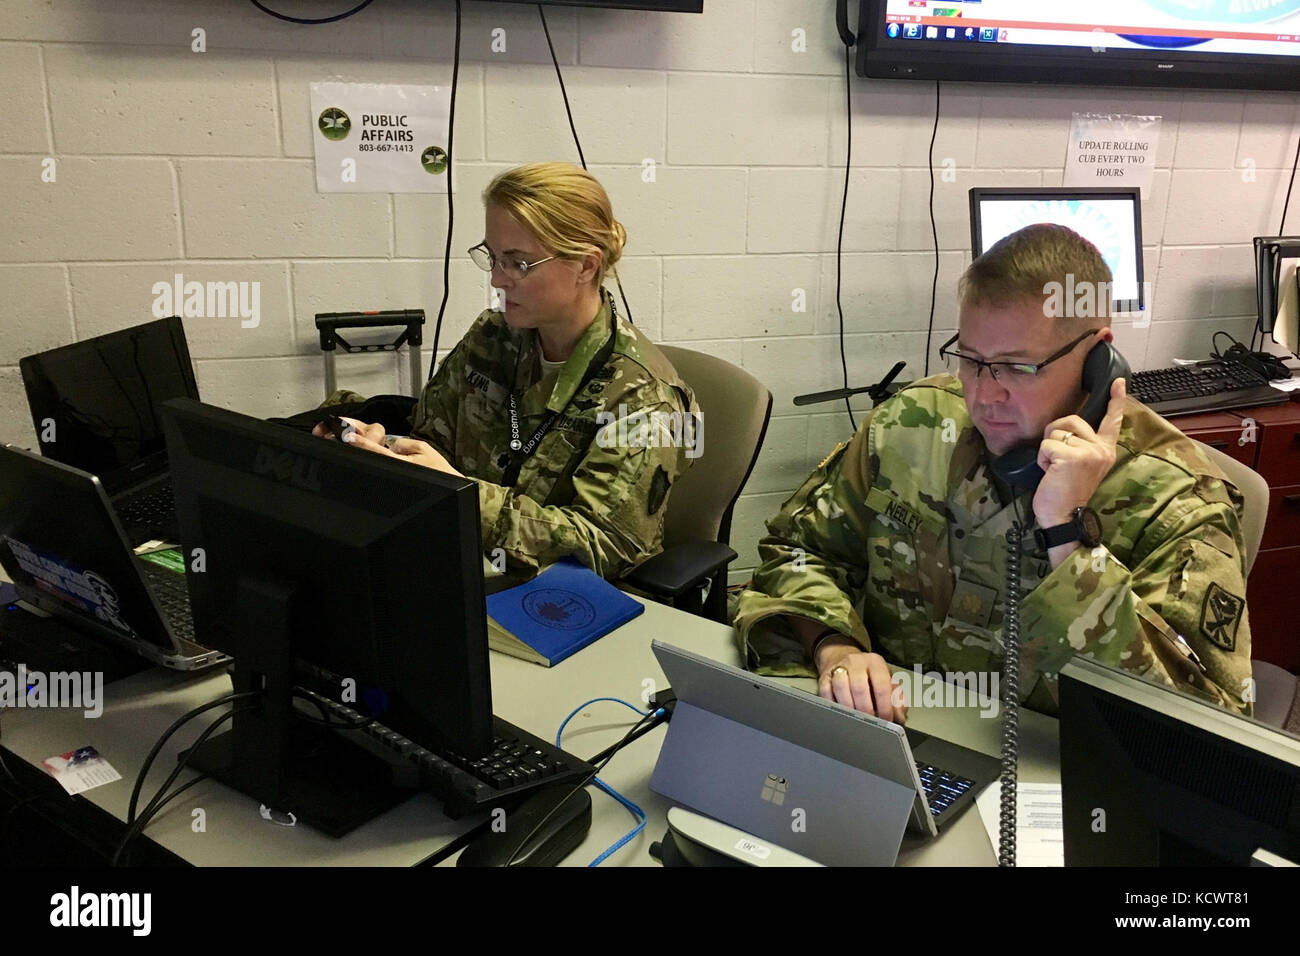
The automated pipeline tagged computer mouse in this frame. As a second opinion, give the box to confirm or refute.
[456,783,592,868]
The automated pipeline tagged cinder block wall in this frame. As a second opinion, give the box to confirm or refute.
[2,0,1294,578]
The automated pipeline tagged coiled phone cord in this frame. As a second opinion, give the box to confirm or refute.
[998,521,1023,867]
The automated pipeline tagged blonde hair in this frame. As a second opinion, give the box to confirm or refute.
[483,162,626,288]
[959,223,1112,327]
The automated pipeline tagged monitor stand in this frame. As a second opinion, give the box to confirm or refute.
[180,577,415,838]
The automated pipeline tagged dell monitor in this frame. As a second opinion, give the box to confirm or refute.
[159,398,493,836]
[1060,656,1300,866]
[969,187,1146,315]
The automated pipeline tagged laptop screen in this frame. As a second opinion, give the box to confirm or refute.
[20,317,199,494]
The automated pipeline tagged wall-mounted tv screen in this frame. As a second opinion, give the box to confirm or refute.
[480,0,701,11]
[855,0,1300,91]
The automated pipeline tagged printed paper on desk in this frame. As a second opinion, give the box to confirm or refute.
[975,782,1064,867]
[41,746,122,796]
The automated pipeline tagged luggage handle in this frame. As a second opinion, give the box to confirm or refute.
[315,310,426,399]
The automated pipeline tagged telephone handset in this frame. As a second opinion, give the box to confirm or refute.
[988,341,1132,491]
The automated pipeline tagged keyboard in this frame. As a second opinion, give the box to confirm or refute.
[916,761,977,824]
[136,558,197,643]
[305,691,594,818]
[1130,359,1290,418]
[116,481,178,541]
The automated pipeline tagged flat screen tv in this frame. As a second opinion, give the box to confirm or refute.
[481,0,701,11]
[853,0,1300,91]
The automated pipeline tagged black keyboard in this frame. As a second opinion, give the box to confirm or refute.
[916,761,976,823]
[1130,360,1290,418]
[308,692,593,818]
[117,482,178,540]
[136,558,196,642]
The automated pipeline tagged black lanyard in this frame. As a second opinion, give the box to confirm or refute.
[499,297,618,488]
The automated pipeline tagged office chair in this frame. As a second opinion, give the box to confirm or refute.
[1194,441,1300,728]
[622,346,773,622]
[1251,659,1300,733]
[1194,441,1268,576]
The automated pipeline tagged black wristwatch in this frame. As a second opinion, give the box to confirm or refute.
[1034,506,1102,551]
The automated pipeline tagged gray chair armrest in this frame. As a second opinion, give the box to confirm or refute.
[623,541,736,599]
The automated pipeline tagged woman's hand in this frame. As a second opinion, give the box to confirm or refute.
[347,432,463,476]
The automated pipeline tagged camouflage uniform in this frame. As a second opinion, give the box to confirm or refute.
[407,289,697,587]
[732,374,1254,716]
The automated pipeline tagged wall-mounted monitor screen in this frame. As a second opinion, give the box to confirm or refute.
[856,0,1300,91]
[480,0,702,11]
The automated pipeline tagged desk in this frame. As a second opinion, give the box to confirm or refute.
[0,597,1060,866]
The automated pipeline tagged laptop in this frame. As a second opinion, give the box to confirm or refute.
[649,640,1000,867]
[0,443,226,672]
[20,316,199,545]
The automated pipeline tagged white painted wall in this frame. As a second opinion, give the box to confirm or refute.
[2,0,1296,576]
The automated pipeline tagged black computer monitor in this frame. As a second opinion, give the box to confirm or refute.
[1060,657,1300,866]
[159,398,493,836]
[1253,236,1300,338]
[969,187,1146,314]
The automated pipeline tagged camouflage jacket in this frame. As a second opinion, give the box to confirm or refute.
[409,289,698,587]
[731,374,1254,716]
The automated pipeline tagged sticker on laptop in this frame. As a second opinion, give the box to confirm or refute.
[137,548,185,574]
[3,536,137,637]
[41,746,122,796]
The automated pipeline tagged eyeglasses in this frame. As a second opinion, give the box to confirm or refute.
[939,329,1098,384]
[468,242,557,280]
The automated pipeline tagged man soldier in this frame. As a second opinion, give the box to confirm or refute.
[733,224,1253,720]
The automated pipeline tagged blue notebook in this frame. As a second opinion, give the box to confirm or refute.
[485,558,644,667]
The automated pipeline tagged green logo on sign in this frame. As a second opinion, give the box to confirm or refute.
[318,107,351,141]
[421,146,448,175]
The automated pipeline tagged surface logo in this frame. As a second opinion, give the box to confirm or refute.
[760,774,787,806]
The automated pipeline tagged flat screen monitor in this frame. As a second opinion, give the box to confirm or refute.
[160,398,493,836]
[857,0,1300,91]
[478,1,701,10]
[969,187,1145,314]
[1060,656,1300,866]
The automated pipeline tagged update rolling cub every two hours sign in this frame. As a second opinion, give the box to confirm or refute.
[310,81,452,193]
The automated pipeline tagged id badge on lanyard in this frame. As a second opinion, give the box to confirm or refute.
[499,298,618,488]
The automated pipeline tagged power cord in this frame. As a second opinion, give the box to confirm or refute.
[835,40,857,432]
[504,703,667,866]
[248,0,375,25]
[114,703,259,866]
[554,697,650,866]
[126,691,259,827]
[1212,329,1291,381]
[537,4,635,324]
[427,0,463,382]
[924,81,941,376]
